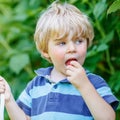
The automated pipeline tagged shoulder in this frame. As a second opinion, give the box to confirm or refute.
[86,70,108,89]
[25,67,53,93]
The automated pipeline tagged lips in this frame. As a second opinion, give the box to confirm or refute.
[65,58,77,66]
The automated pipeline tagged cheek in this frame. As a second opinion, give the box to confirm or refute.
[54,49,65,59]
[49,47,65,61]
[77,46,87,65]
[78,45,87,56]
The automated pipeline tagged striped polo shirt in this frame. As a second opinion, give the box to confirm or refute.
[17,67,119,120]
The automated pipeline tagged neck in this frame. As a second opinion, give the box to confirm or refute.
[50,67,66,83]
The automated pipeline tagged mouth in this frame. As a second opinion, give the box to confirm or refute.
[65,58,77,66]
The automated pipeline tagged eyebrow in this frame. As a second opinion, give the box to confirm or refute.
[53,36,86,42]
[53,38,66,42]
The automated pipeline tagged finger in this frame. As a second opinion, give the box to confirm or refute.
[0,76,5,85]
[66,64,78,72]
[0,76,7,85]
[0,83,5,89]
[0,76,4,81]
[70,61,81,68]
[66,68,75,78]
[0,85,5,93]
[0,82,5,87]
[0,81,5,91]
[0,88,5,93]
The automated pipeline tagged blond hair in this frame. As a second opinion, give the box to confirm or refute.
[34,1,94,61]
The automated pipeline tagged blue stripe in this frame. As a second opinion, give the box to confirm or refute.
[25,76,49,95]
[17,100,31,116]
[103,95,119,110]
[31,93,91,116]
[87,73,108,88]
[31,112,93,120]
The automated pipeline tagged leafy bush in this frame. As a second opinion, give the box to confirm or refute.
[0,0,119,119]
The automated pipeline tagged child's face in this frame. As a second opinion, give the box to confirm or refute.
[43,36,87,76]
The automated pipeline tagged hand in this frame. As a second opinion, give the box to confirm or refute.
[0,76,12,103]
[66,61,88,89]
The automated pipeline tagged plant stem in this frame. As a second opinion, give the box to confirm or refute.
[106,49,115,74]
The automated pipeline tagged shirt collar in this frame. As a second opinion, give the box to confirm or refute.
[34,66,53,76]
[34,66,70,84]
[34,66,90,84]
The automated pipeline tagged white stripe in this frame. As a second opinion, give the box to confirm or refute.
[97,86,113,97]
[29,83,52,97]
[32,112,93,120]
[29,84,112,99]
[18,90,31,108]
[29,83,81,98]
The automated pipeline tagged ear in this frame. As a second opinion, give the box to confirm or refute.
[41,51,50,58]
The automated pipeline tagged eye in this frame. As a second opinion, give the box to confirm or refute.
[57,41,66,46]
[75,39,83,45]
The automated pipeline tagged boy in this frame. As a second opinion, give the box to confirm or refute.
[0,1,119,120]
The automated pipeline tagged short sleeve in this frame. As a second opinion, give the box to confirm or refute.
[16,81,33,116]
[87,72,119,111]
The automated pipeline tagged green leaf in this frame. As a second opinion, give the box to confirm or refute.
[107,0,120,14]
[9,53,30,74]
[93,0,107,19]
[97,44,108,52]
[69,0,78,4]
[109,71,120,92]
[101,31,114,44]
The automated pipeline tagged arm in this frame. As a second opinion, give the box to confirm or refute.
[66,61,115,120]
[0,76,30,120]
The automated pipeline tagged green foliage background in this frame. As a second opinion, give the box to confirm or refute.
[0,0,120,119]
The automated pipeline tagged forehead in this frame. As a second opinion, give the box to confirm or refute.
[49,26,85,42]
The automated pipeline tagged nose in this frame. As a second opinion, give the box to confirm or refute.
[67,41,76,53]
